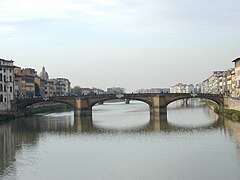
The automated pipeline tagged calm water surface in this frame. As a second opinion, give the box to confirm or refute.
[1,100,240,180]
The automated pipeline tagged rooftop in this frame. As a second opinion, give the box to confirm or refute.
[232,57,240,62]
[0,58,14,62]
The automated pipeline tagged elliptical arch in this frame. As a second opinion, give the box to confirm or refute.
[89,97,152,108]
[165,95,223,108]
[16,97,76,111]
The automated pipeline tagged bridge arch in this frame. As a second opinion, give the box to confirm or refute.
[16,97,77,112]
[89,97,152,108]
[13,93,224,118]
[165,96,223,108]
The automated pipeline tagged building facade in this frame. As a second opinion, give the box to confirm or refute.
[45,80,55,97]
[54,78,71,96]
[233,58,240,96]
[107,87,125,94]
[170,83,194,93]
[0,59,15,112]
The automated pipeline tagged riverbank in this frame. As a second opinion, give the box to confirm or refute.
[206,100,240,122]
[0,104,72,121]
[0,114,15,121]
[24,104,73,116]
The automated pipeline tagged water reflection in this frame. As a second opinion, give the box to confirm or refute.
[0,113,231,175]
[222,116,240,151]
[1,101,240,178]
[0,120,39,175]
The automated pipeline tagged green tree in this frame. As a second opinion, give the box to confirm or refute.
[72,86,82,95]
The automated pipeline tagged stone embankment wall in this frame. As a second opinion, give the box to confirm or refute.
[226,96,240,111]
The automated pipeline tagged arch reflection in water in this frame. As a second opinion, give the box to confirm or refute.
[167,99,219,128]
[1,100,240,179]
[0,113,233,176]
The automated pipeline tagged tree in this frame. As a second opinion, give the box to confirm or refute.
[72,86,82,95]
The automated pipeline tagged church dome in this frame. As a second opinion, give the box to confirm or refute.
[39,66,49,80]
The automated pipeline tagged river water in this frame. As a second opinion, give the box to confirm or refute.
[0,100,240,180]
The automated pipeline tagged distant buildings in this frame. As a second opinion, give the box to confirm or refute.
[14,66,72,98]
[0,57,73,113]
[233,58,240,96]
[14,67,45,97]
[54,78,71,96]
[170,83,194,93]
[0,59,14,112]
[107,87,125,94]
[136,88,170,93]
[2,55,240,114]
[197,58,239,96]
[39,66,49,80]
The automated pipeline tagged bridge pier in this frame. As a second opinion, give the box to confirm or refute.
[74,108,92,117]
[149,114,168,131]
[73,116,93,132]
[150,106,167,116]
[14,94,225,120]
[125,99,130,104]
[183,99,188,106]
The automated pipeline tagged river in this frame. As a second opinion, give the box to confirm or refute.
[0,100,240,180]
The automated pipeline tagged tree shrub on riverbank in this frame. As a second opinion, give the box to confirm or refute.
[205,100,219,113]
[206,100,240,121]
[24,104,73,116]
[0,114,15,121]
[219,109,240,121]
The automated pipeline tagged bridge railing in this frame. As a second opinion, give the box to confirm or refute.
[15,93,223,102]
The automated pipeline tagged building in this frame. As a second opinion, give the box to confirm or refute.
[207,71,223,94]
[45,80,55,97]
[194,84,201,93]
[34,75,46,97]
[185,84,194,93]
[136,88,170,93]
[199,71,224,94]
[226,68,235,95]
[107,87,125,94]
[39,66,49,81]
[0,58,15,112]
[216,69,235,95]
[14,67,47,98]
[92,87,105,95]
[15,68,36,97]
[233,58,240,96]
[170,83,189,93]
[200,79,209,93]
[53,78,71,96]
[80,88,94,95]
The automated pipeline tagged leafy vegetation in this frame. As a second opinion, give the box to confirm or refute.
[24,104,73,116]
[0,114,15,121]
[206,100,240,121]
[205,100,219,113]
[219,109,240,121]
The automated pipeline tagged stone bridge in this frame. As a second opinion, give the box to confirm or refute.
[13,93,225,118]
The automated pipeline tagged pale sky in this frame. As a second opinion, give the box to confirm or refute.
[0,0,239,92]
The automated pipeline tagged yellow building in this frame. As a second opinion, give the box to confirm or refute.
[14,67,44,97]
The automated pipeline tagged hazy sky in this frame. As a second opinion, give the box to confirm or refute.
[0,0,240,92]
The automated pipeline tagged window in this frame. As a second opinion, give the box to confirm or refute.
[0,94,3,102]
[4,85,6,92]
[10,87,12,92]
[10,76,12,82]
[3,75,6,82]
[0,84,2,92]
[0,73,2,81]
